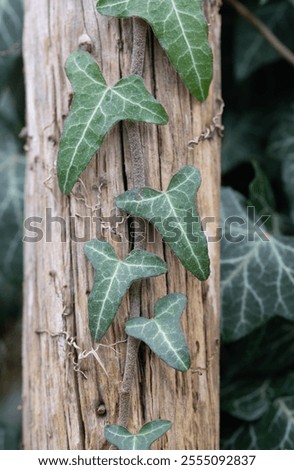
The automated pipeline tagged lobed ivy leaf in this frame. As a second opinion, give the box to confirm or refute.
[221,188,294,342]
[104,420,172,450]
[126,293,190,371]
[57,51,168,194]
[97,0,213,101]
[84,240,167,341]
[116,166,210,280]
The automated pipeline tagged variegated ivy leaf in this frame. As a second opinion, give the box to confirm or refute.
[126,293,190,371]
[115,166,210,280]
[104,420,172,450]
[58,51,168,194]
[84,240,167,341]
[97,0,213,101]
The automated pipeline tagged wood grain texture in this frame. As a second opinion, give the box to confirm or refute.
[22,0,221,449]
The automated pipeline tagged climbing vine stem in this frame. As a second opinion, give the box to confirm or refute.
[118,18,148,428]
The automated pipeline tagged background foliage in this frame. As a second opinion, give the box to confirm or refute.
[221,0,294,449]
[0,0,24,450]
[0,0,293,449]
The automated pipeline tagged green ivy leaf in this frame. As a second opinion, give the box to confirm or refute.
[116,166,210,280]
[104,420,172,450]
[84,240,167,341]
[221,188,294,342]
[57,51,168,194]
[126,293,190,371]
[97,0,213,101]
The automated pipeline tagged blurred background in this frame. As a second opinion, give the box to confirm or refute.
[0,0,293,449]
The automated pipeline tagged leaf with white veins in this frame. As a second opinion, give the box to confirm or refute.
[104,420,172,450]
[84,240,167,341]
[97,0,213,101]
[126,293,190,371]
[58,51,168,194]
[116,166,210,280]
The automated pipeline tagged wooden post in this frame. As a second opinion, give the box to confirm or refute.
[22,0,221,449]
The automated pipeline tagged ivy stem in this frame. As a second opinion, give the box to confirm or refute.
[118,18,148,428]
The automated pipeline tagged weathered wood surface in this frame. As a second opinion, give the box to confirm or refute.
[22,0,221,449]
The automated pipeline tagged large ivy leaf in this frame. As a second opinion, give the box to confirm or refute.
[234,1,294,80]
[126,293,190,371]
[0,0,23,89]
[57,51,168,194]
[84,240,167,341]
[104,420,172,450]
[97,0,213,101]
[221,188,294,342]
[116,166,210,280]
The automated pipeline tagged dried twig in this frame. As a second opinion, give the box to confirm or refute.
[227,0,294,67]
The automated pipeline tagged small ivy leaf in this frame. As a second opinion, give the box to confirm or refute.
[58,51,168,194]
[104,420,172,450]
[115,166,210,280]
[84,240,168,341]
[126,293,190,371]
[97,0,213,101]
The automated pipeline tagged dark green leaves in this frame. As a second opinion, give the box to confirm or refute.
[84,240,167,341]
[222,373,294,450]
[0,89,25,322]
[126,293,190,371]
[221,188,294,342]
[57,51,168,194]
[97,0,213,101]
[104,420,172,450]
[0,0,23,90]
[234,1,294,80]
[116,166,210,280]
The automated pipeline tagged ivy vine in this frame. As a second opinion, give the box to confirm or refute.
[57,0,213,450]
